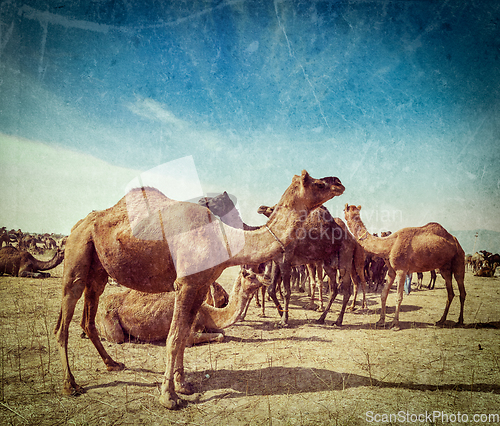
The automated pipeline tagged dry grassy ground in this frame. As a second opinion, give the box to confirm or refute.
[0,254,499,425]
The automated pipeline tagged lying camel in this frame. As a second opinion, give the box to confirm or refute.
[98,267,269,346]
[474,263,499,277]
[0,246,64,278]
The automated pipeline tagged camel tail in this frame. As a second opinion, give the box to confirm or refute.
[54,308,63,335]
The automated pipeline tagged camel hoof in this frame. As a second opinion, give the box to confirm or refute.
[275,321,289,329]
[375,321,385,329]
[316,306,325,312]
[316,317,326,325]
[106,361,125,371]
[390,323,400,331]
[175,381,195,395]
[62,383,85,396]
[158,393,182,410]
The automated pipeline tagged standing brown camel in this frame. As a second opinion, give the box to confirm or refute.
[0,246,64,277]
[344,205,466,329]
[54,171,344,409]
[258,206,366,326]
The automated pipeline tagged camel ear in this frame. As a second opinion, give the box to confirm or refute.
[357,205,362,210]
[301,170,311,184]
[257,205,268,215]
[344,203,348,210]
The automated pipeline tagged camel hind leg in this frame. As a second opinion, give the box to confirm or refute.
[54,229,95,395]
[316,266,337,324]
[377,267,396,328]
[454,272,466,326]
[435,269,455,326]
[80,262,125,371]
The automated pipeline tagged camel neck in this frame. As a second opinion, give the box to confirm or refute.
[201,275,251,329]
[226,205,302,266]
[345,215,391,258]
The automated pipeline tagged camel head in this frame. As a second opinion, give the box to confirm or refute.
[257,205,275,218]
[278,170,345,213]
[344,204,362,222]
[240,267,272,294]
[198,191,236,217]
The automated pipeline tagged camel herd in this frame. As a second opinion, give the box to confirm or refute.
[0,170,498,410]
[0,227,64,254]
[0,227,66,278]
[466,250,500,277]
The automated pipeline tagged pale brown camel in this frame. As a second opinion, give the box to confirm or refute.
[0,246,64,277]
[98,267,269,346]
[258,206,366,326]
[344,204,466,329]
[471,252,484,273]
[54,170,344,409]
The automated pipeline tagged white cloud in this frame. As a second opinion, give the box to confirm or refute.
[126,98,189,128]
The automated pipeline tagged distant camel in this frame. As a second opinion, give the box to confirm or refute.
[416,270,437,290]
[344,205,466,329]
[480,251,500,270]
[474,263,498,277]
[0,246,64,277]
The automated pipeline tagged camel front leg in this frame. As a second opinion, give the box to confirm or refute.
[390,270,407,330]
[317,265,325,311]
[305,264,317,308]
[267,263,285,320]
[279,264,292,327]
[159,282,208,409]
[349,272,367,311]
[188,332,224,347]
[333,267,352,326]
[316,267,338,324]
[377,267,396,328]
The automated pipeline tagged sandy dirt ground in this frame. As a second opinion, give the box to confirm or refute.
[0,254,499,425]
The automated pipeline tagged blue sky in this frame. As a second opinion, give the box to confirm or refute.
[0,1,499,249]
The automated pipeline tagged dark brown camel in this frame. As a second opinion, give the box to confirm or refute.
[258,205,366,327]
[0,246,64,277]
[54,171,344,409]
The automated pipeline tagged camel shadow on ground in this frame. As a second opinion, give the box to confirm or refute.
[85,365,500,400]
